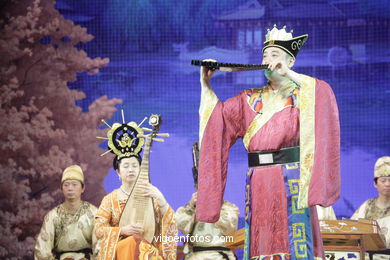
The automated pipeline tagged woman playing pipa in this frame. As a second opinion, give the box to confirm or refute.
[94,114,177,260]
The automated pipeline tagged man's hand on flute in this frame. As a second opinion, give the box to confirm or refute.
[200,59,217,86]
[266,58,303,86]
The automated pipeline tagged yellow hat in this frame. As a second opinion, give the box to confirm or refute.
[374,156,390,178]
[61,165,84,184]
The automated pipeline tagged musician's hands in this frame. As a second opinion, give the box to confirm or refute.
[137,183,168,210]
[200,59,217,84]
[192,192,197,203]
[266,59,303,86]
[188,192,197,208]
[267,59,291,77]
[120,224,144,237]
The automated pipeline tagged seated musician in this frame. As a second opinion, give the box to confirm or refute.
[94,119,177,260]
[34,165,98,260]
[351,156,390,252]
[175,142,239,260]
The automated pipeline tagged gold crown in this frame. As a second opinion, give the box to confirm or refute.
[265,24,293,43]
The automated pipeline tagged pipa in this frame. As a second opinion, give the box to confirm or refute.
[118,115,168,243]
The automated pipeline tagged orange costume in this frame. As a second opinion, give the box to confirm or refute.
[94,189,177,260]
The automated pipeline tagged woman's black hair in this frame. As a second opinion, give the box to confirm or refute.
[113,154,142,170]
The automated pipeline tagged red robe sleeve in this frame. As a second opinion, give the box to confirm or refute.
[308,79,340,207]
[196,91,247,223]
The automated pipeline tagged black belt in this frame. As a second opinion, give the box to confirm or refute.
[193,246,230,252]
[193,246,234,260]
[248,146,299,168]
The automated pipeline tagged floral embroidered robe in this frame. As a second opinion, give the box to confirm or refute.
[94,189,177,260]
[351,198,390,249]
[34,201,98,260]
[175,192,239,260]
[196,74,340,260]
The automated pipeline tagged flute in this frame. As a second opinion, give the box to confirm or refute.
[191,60,268,71]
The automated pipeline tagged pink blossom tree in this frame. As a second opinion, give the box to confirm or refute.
[0,0,121,258]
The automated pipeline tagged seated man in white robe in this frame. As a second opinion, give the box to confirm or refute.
[351,156,390,260]
[175,142,240,260]
[34,165,97,260]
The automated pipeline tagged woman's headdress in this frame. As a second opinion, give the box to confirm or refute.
[98,111,167,162]
[98,110,146,160]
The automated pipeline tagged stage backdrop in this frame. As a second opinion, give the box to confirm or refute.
[1,0,389,258]
[62,0,390,219]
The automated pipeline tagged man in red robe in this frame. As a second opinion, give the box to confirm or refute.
[196,25,340,260]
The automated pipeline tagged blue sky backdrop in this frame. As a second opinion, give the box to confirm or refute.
[59,0,390,219]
